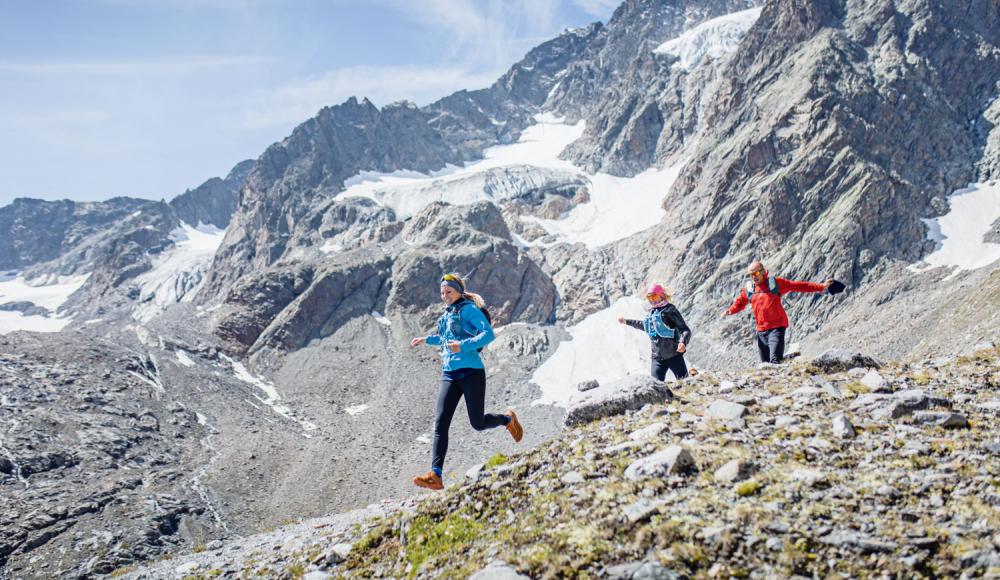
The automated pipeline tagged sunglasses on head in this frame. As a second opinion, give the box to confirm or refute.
[441,274,460,283]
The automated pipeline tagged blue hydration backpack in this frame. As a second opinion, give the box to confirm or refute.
[643,309,677,340]
[745,276,781,301]
[447,299,493,353]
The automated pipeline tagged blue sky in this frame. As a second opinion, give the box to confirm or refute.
[0,0,618,206]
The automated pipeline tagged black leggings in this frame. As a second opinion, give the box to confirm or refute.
[652,355,688,381]
[756,327,786,364]
[432,368,508,472]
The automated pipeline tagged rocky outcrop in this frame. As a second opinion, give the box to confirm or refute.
[0,197,158,274]
[169,159,253,229]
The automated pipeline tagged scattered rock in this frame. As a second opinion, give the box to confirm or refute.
[565,376,673,427]
[706,400,747,421]
[714,459,755,484]
[832,415,857,439]
[912,412,969,429]
[561,471,585,485]
[811,350,882,373]
[577,379,600,392]
[624,446,696,480]
[469,561,530,579]
[628,422,668,441]
[621,499,665,524]
[860,370,886,391]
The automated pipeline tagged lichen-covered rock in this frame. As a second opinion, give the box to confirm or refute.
[565,376,674,427]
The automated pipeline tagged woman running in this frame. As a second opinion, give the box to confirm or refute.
[410,273,523,490]
[618,283,692,381]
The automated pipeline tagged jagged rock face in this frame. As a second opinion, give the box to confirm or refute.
[388,202,557,327]
[547,0,761,123]
[655,0,1000,324]
[425,23,603,154]
[169,159,253,229]
[0,197,157,274]
[198,98,469,299]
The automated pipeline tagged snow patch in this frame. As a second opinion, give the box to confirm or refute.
[132,222,226,322]
[0,272,90,335]
[224,356,319,435]
[654,7,762,69]
[344,404,370,416]
[342,115,584,220]
[175,350,196,367]
[415,433,432,444]
[910,182,1000,276]
[531,297,661,408]
[526,164,684,248]
[342,114,683,248]
[371,311,392,326]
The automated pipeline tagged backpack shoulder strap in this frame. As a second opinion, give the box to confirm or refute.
[767,276,781,296]
[744,280,756,301]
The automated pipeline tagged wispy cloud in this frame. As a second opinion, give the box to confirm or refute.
[0,56,278,76]
[572,0,619,18]
[241,64,499,129]
[383,0,562,71]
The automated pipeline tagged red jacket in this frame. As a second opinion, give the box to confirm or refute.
[727,273,826,331]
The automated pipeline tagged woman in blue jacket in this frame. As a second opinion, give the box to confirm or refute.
[410,273,523,490]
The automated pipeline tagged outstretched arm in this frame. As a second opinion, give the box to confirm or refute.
[726,288,749,315]
[776,277,830,294]
[618,317,645,331]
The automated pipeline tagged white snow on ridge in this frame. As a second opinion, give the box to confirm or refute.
[342,115,584,220]
[527,164,684,248]
[132,222,226,322]
[0,272,90,335]
[910,181,1000,276]
[342,114,683,248]
[654,7,762,70]
[532,297,666,408]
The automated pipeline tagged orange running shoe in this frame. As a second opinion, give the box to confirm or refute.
[413,471,444,490]
[505,410,524,443]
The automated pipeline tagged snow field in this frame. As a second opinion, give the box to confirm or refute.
[910,181,1000,275]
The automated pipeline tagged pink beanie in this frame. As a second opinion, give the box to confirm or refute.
[646,283,666,298]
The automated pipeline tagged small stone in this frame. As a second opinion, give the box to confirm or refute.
[832,415,856,439]
[175,562,200,574]
[774,415,798,428]
[811,350,882,373]
[624,446,696,480]
[860,370,886,390]
[707,400,747,420]
[714,459,755,484]
[622,498,664,523]
[469,561,530,579]
[791,386,823,399]
[629,421,668,441]
[718,380,736,392]
[304,572,332,580]
[465,463,485,481]
[976,399,1000,414]
[577,379,600,392]
[791,469,827,487]
[561,471,585,485]
[912,412,969,428]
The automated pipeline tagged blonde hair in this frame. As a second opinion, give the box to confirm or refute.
[442,272,486,308]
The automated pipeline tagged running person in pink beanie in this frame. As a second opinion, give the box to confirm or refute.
[618,283,692,380]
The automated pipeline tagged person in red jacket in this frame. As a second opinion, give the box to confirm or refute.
[722,260,832,364]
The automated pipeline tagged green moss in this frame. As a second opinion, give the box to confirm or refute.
[485,453,509,469]
[843,381,871,395]
[405,508,484,577]
[734,480,761,497]
[283,563,306,579]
